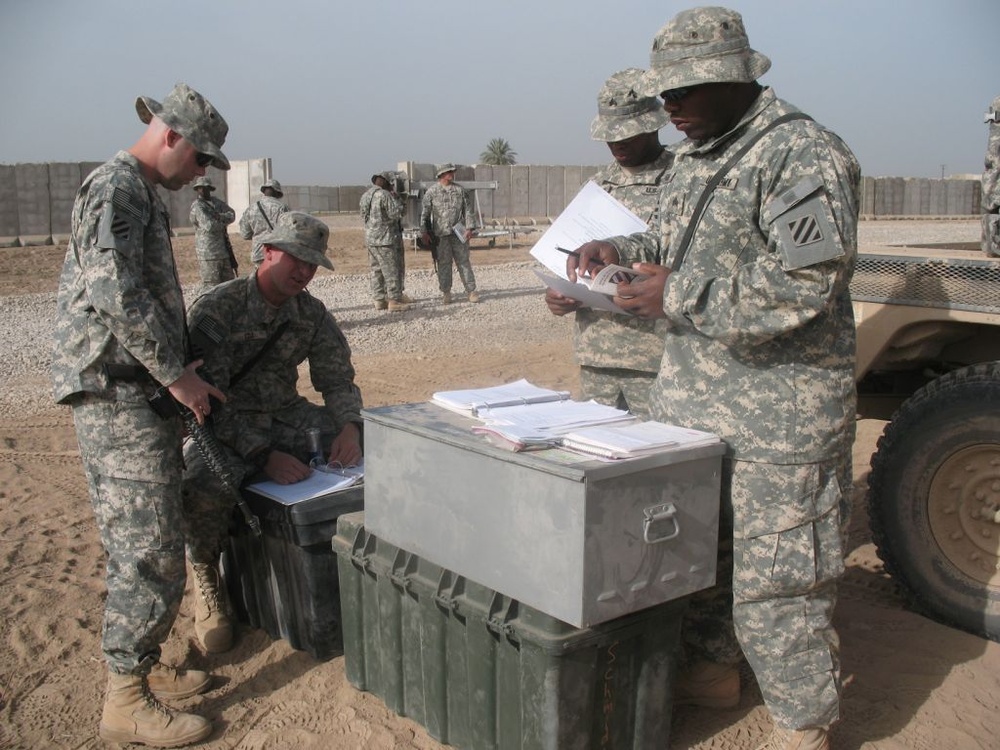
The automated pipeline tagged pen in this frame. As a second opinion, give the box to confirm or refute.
[556,247,607,267]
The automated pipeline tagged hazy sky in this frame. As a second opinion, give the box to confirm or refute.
[1,0,996,186]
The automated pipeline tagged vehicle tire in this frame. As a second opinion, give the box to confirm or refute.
[867,361,1000,642]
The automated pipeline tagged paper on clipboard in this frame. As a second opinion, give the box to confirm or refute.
[529,181,648,279]
[533,269,630,314]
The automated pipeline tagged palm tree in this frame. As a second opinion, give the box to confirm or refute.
[480,138,518,166]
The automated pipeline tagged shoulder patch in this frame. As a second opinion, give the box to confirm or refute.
[96,187,146,250]
[190,314,226,359]
[773,193,843,270]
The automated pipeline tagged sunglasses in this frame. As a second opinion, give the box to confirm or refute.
[195,151,214,168]
[661,87,693,103]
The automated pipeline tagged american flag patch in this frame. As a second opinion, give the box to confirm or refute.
[111,187,144,222]
[786,214,823,246]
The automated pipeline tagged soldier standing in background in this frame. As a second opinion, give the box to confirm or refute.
[569,8,860,749]
[360,171,410,311]
[983,95,1000,256]
[239,178,289,266]
[190,176,237,288]
[51,82,229,748]
[421,163,480,304]
[544,68,672,416]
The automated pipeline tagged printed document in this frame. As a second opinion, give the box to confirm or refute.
[247,461,364,505]
[431,378,571,417]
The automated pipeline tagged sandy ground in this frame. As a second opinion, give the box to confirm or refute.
[1,226,998,749]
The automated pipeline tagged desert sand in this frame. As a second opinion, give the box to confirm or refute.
[0,226,998,750]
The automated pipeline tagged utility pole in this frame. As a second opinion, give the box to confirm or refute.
[940,164,946,179]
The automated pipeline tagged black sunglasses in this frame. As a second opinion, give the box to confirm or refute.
[661,87,693,103]
[195,151,214,168]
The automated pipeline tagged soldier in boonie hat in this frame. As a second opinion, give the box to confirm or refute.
[638,5,771,97]
[435,163,457,178]
[590,68,670,142]
[192,176,216,192]
[256,211,333,270]
[136,82,230,170]
[261,179,284,197]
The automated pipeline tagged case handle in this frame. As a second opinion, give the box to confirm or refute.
[643,503,680,544]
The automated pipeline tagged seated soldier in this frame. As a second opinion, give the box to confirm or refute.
[181,211,363,653]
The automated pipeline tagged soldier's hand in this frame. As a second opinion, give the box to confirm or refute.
[614,263,670,319]
[328,422,363,468]
[567,241,620,283]
[544,287,582,316]
[264,450,313,484]
[167,360,226,425]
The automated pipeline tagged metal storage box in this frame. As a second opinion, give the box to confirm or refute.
[362,402,724,628]
[221,484,363,660]
[333,511,685,750]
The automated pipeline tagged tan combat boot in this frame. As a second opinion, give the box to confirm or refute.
[99,672,212,747]
[468,291,481,303]
[387,299,410,312]
[374,299,388,310]
[756,727,830,750]
[147,662,211,701]
[674,660,741,708]
[189,561,233,653]
[441,292,452,305]
[399,293,415,303]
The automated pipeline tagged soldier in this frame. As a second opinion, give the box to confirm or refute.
[983,95,1000,256]
[569,8,860,750]
[544,68,673,416]
[420,163,480,304]
[51,82,229,747]
[360,171,410,311]
[190,176,237,288]
[182,211,363,654]
[239,178,289,265]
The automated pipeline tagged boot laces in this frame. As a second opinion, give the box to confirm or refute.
[140,680,173,719]
[192,564,222,611]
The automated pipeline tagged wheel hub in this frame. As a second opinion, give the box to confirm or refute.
[927,444,1000,587]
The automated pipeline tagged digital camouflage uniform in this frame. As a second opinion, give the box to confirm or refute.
[190,187,236,287]
[577,69,673,416]
[983,95,1000,256]
[52,150,194,676]
[611,9,861,732]
[421,176,478,295]
[360,182,405,302]
[239,191,289,265]
[182,273,363,564]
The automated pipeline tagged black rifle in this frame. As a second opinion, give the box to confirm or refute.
[223,232,238,273]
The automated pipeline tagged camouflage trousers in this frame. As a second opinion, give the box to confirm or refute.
[578,365,656,418]
[367,243,404,301]
[197,258,235,289]
[434,234,476,293]
[683,454,851,730]
[182,401,338,564]
[71,391,186,675]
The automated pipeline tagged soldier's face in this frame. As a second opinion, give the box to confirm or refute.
[264,248,318,298]
[440,171,455,185]
[662,83,744,142]
[160,133,207,190]
[607,132,661,168]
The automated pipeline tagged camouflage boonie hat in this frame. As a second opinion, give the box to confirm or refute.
[435,163,457,178]
[639,6,771,96]
[590,68,670,142]
[256,211,333,270]
[136,82,230,170]
[261,179,284,196]
[192,176,215,191]
[380,171,398,183]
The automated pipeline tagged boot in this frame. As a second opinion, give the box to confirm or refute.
[189,561,233,653]
[756,727,830,750]
[468,291,481,303]
[374,299,388,310]
[399,293,415,303]
[387,299,410,312]
[99,672,212,747]
[674,660,741,708]
[441,292,452,305]
[147,662,211,701]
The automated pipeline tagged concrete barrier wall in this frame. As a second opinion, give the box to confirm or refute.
[0,160,985,247]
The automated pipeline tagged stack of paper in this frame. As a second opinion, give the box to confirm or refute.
[247,462,364,506]
[431,379,571,417]
[560,421,721,460]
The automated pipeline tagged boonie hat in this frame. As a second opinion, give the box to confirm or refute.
[380,170,398,183]
[590,68,670,142]
[435,163,457,178]
[256,211,333,270]
[261,179,284,196]
[192,176,215,191]
[136,82,230,170]
[639,6,771,96]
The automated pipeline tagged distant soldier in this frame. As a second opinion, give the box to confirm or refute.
[190,176,237,288]
[544,68,673,417]
[239,178,289,265]
[983,95,1000,256]
[421,164,480,304]
[360,171,410,311]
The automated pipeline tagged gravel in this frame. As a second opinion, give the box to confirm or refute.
[0,219,983,420]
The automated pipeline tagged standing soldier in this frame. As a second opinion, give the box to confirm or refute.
[360,171,410,311]
[420,163,480,304]
[51,82,229,747]
[239,178,289,266]
[983,95,1000,256]
[190,176,237,288]
[544,68,673,416]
